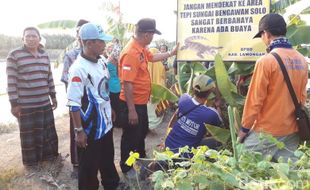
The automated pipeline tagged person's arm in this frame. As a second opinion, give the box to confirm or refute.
[167,108,178,130]
[47,58,57,110]
[152,43,179,62]
[67,64,88,147]
[70,107,87,148]
[6,52,20,118]
[123,81,138,126]
[239,58,270,142]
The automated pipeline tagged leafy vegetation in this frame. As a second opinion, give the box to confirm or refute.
[0,34,75,59]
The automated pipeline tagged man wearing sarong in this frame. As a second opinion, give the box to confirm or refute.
[6,27,59,167]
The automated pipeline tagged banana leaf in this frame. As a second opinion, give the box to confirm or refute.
[233,107,242,133]
[151,83,179,103]
[185,67,194,94]
[231,92,245,106]
[37,20,77,29]
[228,106,239,166]
[205,66,216,80]
[287,26,310,46]
[178,62,190,94]
[296,46,310,57]
[214,54,237,107]
[271,0,302,13]
[178,62,207,94]
[205,124,231,144]
[185,62,206,94]
[228,62,255,76]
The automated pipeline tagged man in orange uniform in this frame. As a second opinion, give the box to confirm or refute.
[118,18,178,175]
[238,13,308,161]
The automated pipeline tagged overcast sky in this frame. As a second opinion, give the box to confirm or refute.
[0,0,177,41]
[0,0,308,41]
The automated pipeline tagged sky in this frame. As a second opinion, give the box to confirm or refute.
[0,0,177,41]
[0,0,309,42]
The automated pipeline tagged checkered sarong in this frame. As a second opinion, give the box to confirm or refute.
[19,104,58,165]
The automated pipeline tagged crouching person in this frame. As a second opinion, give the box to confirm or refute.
[67,23,119,190]
[165,74,223,156]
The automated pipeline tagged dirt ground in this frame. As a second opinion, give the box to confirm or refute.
[0,111,171,190]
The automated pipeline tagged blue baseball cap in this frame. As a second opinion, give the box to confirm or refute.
[79,23,113,41]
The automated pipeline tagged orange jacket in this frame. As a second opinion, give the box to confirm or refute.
[119,38,153,104]
[242,48,308,136]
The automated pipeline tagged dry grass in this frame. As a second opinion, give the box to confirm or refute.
[0,169,20,190]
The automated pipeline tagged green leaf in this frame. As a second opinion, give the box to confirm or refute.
[228,62,255,76]
[287,26,310,46]
[193,175,209,189]
[257,161,272,170]
[215,54,237,107]
[151,83,179,103]
[233,107,242,132]
[174,169,188,179]
[272,163,290,179]
[163,180,175,189]
[205,66,216,80]
[228,106,238,158]
[152,170,165,182]
[153,151,173,161]
[271,0,302,13]
[176,180,193,190]
[205,149,219,159]
[205,124,231,144]
[174,161,191,168]
[294,150,304,158]
[178,63,192,94]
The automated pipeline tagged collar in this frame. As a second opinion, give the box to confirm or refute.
[266,37,292,53]
[81,51,100,63]
[22,45,45,54]
[130,37,146,52]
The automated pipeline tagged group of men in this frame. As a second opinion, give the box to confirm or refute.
[6,18,177,190]
[6,13,308,190]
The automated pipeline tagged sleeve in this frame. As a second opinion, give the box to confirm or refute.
[6,52,19,107]
[241,58,271,129]
[145,48,154,62]
[67,65,85,107]
[206,107,223,127]
[47,58,56,99]
[120,53,140,82]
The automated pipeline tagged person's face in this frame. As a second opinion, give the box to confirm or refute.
[260,30,270,46]
[23,30,40,49]
[160,46,167,53]
[106,44,114,54]
[92,39,106,57]
[144,32,154,45]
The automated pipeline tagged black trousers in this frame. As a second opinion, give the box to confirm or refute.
[109,92,121,128]
[78,130,119,190]
[119,100,149,173]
